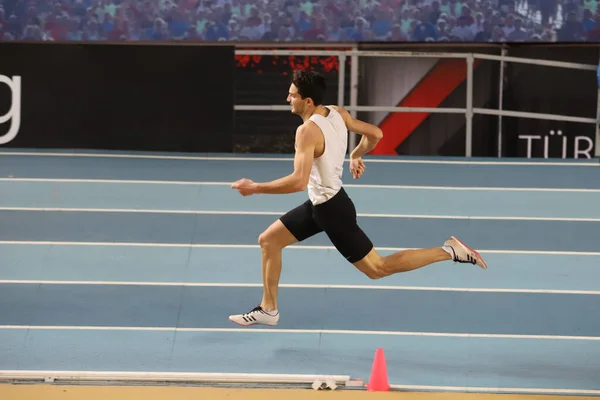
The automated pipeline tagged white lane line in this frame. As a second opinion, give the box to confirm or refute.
[1,150,597,166]
[1,241,599,256]
[0,370,355,385]
[0,325,598,340]
[1,207,599,222]
[1,280,598,295]
[388,384,600,396]
[0,207,281,216]
[1,178,599,192]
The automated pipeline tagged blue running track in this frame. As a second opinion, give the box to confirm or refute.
[0,150,599,395]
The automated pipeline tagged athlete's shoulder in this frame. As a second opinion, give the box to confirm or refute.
[328,105,348,114]
[296,121,321,139]
[328,105,350,121]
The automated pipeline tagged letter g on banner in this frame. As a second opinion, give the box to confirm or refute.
[0,74,22,145]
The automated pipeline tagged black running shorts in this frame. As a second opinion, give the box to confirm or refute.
[279,187,374,263]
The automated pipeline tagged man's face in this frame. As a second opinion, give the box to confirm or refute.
[287,83,308,115]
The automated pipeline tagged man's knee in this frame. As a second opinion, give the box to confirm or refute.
[258,231,288,252]
[364,263,385,279]
[258,231,274,250]
[352,249,386,279]
[355,262,384,279]
[258,220,297,251]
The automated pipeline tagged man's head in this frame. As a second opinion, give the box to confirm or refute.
[287,69,326,115]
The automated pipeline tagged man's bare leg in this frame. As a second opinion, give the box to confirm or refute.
[353,236,487,279]
[258,219,298,311]
[352,247,449,279]
[228,219,297,326]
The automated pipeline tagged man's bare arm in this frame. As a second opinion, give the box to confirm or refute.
[254,124,317,194]
[330,105,383,158]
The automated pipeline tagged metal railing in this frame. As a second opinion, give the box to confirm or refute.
[234,46,600,158]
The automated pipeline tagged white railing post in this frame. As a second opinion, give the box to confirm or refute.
[595,54,600,158]
[349,45,359,153]
[498,46,507,158]
[596,87,600,158]
[338,54,346,113]
[465,54,474,157]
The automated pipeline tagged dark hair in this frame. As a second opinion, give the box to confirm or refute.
[291,69,326,106]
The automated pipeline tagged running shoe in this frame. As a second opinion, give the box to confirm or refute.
[229,305,279,326]
[444,236,488,269]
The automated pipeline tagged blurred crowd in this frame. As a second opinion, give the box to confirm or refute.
[0,0,599,42]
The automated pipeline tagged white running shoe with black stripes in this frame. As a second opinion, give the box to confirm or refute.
[444,236,488,269]
[229,305,279,326]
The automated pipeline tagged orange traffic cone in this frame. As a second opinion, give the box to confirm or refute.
[366,348,390,392]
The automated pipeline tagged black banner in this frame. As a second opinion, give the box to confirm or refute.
[501,46,598,159]
[0,43,234,153]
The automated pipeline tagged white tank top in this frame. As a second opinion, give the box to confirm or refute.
[306,106,348,205]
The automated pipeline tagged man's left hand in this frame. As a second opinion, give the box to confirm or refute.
[349,157,365,179]
[232,178,258,196]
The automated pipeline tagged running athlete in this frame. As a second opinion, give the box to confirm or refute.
[229,69,487,327]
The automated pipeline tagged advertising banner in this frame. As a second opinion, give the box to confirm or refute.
[501,47,597,159]
[0,43,235,153]
[505,120,596,159]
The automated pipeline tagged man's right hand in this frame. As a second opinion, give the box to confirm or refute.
[349,157,365,179]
